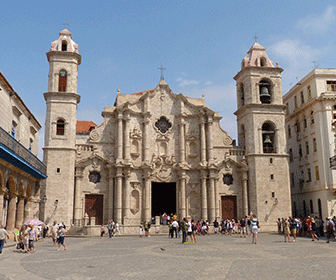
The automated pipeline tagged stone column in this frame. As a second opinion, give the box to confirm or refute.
[142,114,150,162]
[24,200,31,221]
[179,119,185,163]
[115,168,123,223]
[0,194,3,226]
[107,165,114,220]
[215,178,220,219]
[206,117,213,162]
[7,195,17,230]
[179,171,186,218]
[117,112,123,160]
[74,168,83,226]
[123,169,131,223]
[15,197,25,228]
[124,113,130,163]
[242,172,249,216]
[143,171,151,222]
[208,173,215,222]
[200,119,206,164]
[200,170,208,220]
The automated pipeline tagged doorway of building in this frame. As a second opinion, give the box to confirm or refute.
[151,182,176,217]
[221,196,237,219]
[85,194,103,225]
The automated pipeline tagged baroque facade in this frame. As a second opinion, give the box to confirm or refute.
[0,72,46,231]
[41,30,291,233]
[284,69,336,219]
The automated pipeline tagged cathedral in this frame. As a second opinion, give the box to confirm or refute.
[41,29,291,234]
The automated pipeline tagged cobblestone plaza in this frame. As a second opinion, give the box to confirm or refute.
[1,234,335,280]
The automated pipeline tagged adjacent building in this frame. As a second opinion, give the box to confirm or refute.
[41,30,291,233]
[0,72,46,230]
[284,68,336,219]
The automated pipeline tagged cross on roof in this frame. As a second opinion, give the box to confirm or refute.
[158,65,166,81]
[254,35,258,42]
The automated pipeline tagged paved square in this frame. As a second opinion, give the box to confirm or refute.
[1,233,336,280]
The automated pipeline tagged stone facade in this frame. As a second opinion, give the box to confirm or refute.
[41,31,291,233]
[0,72,46,230]
[284,69,336,220]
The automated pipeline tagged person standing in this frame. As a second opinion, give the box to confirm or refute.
[241,217,247,238]
[326,217,334,243]
[311,218,319,241]
[28,225,37,253]
[180,218,187,244]
[289,217,297,242]
[191,220,197,244]
[100,224,106,238]
[250,215,259,244]
[186,219,193,244]
[283,218,291,242]
[108,220,114,238]
[213,220,219,234]
[57,225,67,251]
[171,219,178,238]
[0,225,9,254]
[51,221,58,247]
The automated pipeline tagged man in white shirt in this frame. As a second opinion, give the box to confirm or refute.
[0,225,9,254]
[172,220,178,238]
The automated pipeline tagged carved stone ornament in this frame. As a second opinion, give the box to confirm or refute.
[130,128,142,139]
[155,116,172,134]
[151,155,176,181]
[89,129,100,142]
[223,136,232,146]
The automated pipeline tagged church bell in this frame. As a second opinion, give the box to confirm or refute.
[260,86,271,98]
[263,134,272,144]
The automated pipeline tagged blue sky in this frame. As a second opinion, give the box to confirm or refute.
[1,1,336,157]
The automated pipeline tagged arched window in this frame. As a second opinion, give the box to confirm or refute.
[56,119,65,135]
[262,122,276,153]
[259,79,272,104]
[239,83,245,106]
[61,40,67,51]
[239,124,245,148]
[260,57,267,67]
[58,69,67,92]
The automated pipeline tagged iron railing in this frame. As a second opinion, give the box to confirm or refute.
[0,126,46,174]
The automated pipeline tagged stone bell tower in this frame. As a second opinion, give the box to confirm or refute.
[234,42,291,231]
[42,29,81,225]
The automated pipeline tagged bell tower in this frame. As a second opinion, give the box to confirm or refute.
[42,29,81,225]
[234,42,291,230]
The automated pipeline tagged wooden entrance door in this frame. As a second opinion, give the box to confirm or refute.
[85,194,103,225]
[221,196,237,219]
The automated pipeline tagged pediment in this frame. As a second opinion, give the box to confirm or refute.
[217,158,247,171]
[76,154,108,168]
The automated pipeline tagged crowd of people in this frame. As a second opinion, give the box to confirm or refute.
[277,216,336,243]
[0,220,68,255]
[164,214,260,244]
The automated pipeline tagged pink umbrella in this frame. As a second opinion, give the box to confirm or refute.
[23,219,44,226]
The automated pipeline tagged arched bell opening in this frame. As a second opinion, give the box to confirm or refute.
[239,83,245,106]
[259,79,272,104]
[262,122,276,153]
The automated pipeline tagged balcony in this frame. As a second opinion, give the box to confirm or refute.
[0,126,46,178]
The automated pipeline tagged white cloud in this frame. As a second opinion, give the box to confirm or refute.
[297,5,336,33]
[269,39,321,91]
[176,77,200,87]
